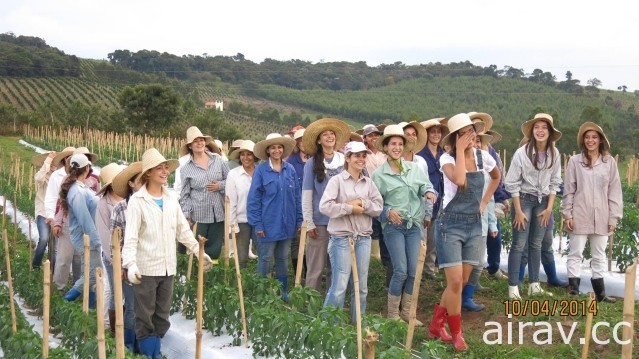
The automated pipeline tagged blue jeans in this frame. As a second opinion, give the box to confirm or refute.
[324,235,371,323]
[104,256,115,310]
[486,221,503,274]
[123,279,136,330]
[383,222,422,296]
[507,194,547,286]
[71,248,104,292]
[521,215,555,268]
[32,215,51,268]
[257,239,292,277]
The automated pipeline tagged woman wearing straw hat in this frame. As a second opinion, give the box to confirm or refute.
[319,141,383,323]
[301,118,351,293]
[109,161,144,353]
[248,133,302,301]
[426,114,500,351]
[178,126,229,259]
[417,118,449,281]
[371,124,437,327]
[59,154,104,309]
[227,140,258,269]
[505,113,562,299]
[95,163,124,333]
[122,148,213,358]
[31,151,56,269]
[562,122,622,302]
[174,128,219,196]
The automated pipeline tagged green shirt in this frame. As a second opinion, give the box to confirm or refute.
[372,159,435,229]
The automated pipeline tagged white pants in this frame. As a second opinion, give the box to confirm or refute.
[566,234,608,279]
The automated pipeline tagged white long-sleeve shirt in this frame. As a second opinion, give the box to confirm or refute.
[226,166,253,232]
[44,167,67,219]
[34,157,53,218]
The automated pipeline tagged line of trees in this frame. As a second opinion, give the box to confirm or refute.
[0,32,81,77]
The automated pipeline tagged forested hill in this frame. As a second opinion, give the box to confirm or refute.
[0,33,81,77]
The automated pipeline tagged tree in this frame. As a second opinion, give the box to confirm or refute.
[587,78,602,88]
[117,83,183,133]
[618,85,628,92]
[565,71,573,81]
[580,106,603,122]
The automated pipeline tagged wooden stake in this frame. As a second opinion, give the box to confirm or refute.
[3,229,17,332]
[187,223,197,281]
[224,197,230,267]
[12,192,17,246]
[364,330,378,359]
[3,196,6,229]
[558,217,564,252]
[608,233,614,272]
[83,234,90,314]
[48,226,55,297]
[621,258,637,358]
[196,235,205,359]
[111,227,125,359]
[231,230,249,347]
[43,260,51,359]
[295,221,308,287]
[96,267,107,359]
[580,292,596,359]
[405,240,427,350]
[28,219,33,273]
[349,238,363,359]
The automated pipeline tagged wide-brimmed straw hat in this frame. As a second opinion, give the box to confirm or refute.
[577,122,610,152]
[179,126,215,157]
[421,118,450,139]
[521,113,562,142]
[52,146,77,167]
[136,148,180,185]
[376,124,414,154]
[293,129,306,140]
[485,130,502,145]
[476,133,493,148]
[349,132,363,142]
[96,163,124,196]
[112,162,143,198]
[441,113,486,148]
[229,140,256,161]
[253,133,296,161]
[73,147,98,163]
[31,151,55,168]
[398,121,427,153]
[302,118,351,156]
[468,112,493,133]
[230,139,244,150]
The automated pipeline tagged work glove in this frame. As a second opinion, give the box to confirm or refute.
[127,264,142,285]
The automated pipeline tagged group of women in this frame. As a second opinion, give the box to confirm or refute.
[31,111,623,356]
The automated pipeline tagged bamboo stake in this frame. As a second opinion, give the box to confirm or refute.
[195,235,205,359]
[3,196,6,229]
[43,260,51,359]
[224,197,230,267]
[48,225,55,297]
[13,192,17,246]
[608,233,614,272]
[83,234,90,313]
[28,219,32,273]
[187,224,197,281]
[349,238,363,359]
[111,227,125,359]
[405,240,427,350]
[558,217,564,252]
[3,229,17,332]
[295,221,308,287]
[580,292,596,359]
[364,330,378,359]
[231,230,249,347]
[96,267,107,359]
[621,258,637,358]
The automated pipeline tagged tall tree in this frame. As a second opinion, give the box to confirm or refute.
[587,78,602,87]
[117,84,182,133]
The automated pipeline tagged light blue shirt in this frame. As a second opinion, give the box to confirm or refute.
[67,181,101,249]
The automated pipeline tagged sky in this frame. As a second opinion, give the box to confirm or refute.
[2,0,639,91]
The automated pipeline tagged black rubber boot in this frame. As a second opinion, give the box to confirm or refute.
[590,278,616,303]
[568,277,580,295]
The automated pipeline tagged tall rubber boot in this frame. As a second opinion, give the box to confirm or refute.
[568,277,580,296]
[543,261,568,287]
[88,292,96,310]
[153,336,162,359]
[428,303,452,343]
[108,310,116,335]
[138,336,157,358]
[591,278,616,303]
[461,285,485,312]
[124,328,136,352]
[447,313,468,351]
[276,275,289,302]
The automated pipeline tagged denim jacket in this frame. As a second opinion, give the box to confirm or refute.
[67,181,101,249]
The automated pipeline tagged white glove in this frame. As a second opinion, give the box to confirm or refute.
[127,264,142,285]
[200,253,214,272]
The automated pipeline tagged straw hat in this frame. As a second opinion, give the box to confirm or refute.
[73,147,98,163]
[398,121,427,153]
[214,140,224,153]
[230,139,244,150]
[96,163,124,196]
[293,129,306,140]
[349,132,363,142]
[31,151,54,168]
[376,124,413,153]
[375,124,388,133]
[421,118,450,138]
[112,162,143,198]
[253,133,296,161]
[288,125,305,137]
[136,148,180,185]
[302,118,351,156]
[521,113,562,142]
[485,130,502,145]
[476,133,493,149]
[179,126,215,157]
[229,140,256,161]
[52,146,76,167]
[467,112,493,133]
[441,113,486,148]
[577,122,610,152]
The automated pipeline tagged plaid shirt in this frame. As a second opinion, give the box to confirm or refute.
[178,153,229,223]
[109,200,128,260]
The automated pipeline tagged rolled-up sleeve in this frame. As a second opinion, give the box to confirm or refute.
[607,158,623,227]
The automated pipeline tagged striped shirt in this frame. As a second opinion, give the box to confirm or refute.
[109,200,127,260]
[505,145,562,200]
[178,153,229,223]
[122,185,199,276]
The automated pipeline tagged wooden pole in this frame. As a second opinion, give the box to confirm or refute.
[187,223,197,281]
[83,234,90,313]
[558,217,564,252]
[580,292,596,359]
[12,192,17,246]
[231,230,249,347]
[96,267,107,359]
[28,219,33,273]
[3,196,6,230]
[43,260,51,359]
[2,229,17,332]
[349,238,363,359]
[224,197,230,267]
[195,235,205,359]
[621,258,637,358]
[608,233,614,272]
[295,221,308,287]
[364,330,378,359]
[111,227,125,358]
[405,240,427,350]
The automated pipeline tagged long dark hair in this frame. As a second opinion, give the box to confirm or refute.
[59,165,89,216]
[312,142,326,183]
[580,131,608,168]
[525,126,557,170]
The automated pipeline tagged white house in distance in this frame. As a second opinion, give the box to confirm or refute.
[205,100,224,111]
